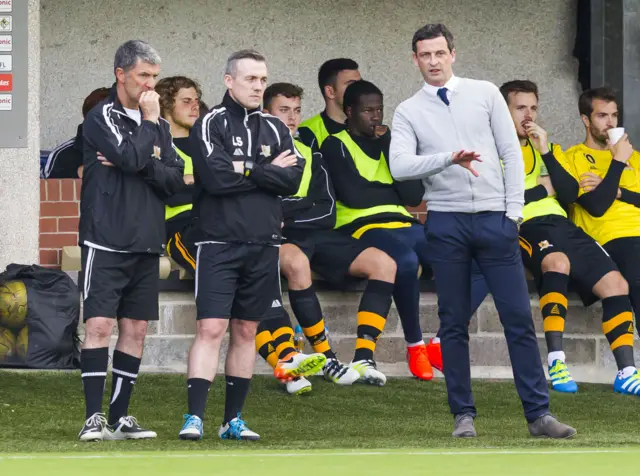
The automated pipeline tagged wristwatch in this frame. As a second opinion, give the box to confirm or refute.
[244,160,254,177]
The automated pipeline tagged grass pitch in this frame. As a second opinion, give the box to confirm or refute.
[1,372,639,474]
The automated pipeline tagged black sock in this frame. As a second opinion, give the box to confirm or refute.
[224,376,251,424]
[108,350,141,425]
[289,287,337,360]
[81,347,109,419]
[628,287,640,336]
[539,271,570,353]
[392,261,423,343]
[354,280,394,362]
[602,295,635,370]
[187,378,212,420]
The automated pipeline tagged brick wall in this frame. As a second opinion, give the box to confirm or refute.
[407,202,427,223]
[39,179,81,268]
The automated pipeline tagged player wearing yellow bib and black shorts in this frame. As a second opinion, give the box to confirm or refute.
[500,81,637,395]
[256,83,398,392]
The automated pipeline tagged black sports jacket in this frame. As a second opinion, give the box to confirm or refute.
[190,92,304,245]
[79,87,185,254]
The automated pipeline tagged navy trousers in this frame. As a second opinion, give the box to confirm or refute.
[359,224,489,343]
[425,211,549,422]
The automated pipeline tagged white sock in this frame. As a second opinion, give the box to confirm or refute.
[407,340,425,347]
[548,351,566,367]
[431,337,441,344]
[619,366,637,379]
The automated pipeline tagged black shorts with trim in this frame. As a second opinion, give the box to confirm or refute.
[283,229,369,286]
[195,242,280,321]
[519,214,618,306]
[81,246,160,322]
[166,217,197,273]
[604,237,640,288]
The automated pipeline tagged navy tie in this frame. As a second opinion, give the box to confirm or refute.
[437,87,450,106]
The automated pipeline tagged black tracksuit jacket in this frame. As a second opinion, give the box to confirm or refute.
[79,88,185,254]
[189,92,304,246]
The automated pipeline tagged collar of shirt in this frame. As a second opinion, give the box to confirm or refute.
[320,110,347,135]
[423,75,460,100]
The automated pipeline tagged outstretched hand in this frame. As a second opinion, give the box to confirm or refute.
[451,150,482,177]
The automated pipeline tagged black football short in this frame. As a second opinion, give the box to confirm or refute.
[603,237,640,289]
[166,218,197,274]
[519,215,618,306]
[284,229,368,285]
[81,246,160,321]
[195,243,280,321]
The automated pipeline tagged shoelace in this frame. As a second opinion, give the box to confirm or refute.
[325,360,348,378]
[229,415,249,438]
[120,416,139,428]
[184,415,202,429]
[86,413,107,428]
[413,346,430,363]
[550,362,570,376]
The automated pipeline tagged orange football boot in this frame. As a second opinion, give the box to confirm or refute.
[426,338,443,372]
[406,344,433,381]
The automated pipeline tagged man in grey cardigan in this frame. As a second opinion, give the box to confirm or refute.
[390,23,576,439]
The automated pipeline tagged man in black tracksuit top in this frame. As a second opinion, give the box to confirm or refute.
[178,50,304,442]
[77,40,185,442]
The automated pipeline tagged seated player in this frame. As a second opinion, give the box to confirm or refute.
[321,80,491,380]
[42,87,110,179]
[256,82,398,390]
[500,80,638,394]
[297,58,361,150]
[156,76,203,273]
[566,87,640,394]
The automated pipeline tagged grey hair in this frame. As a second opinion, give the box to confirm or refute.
[114,40,161,75]
[225,49,266,77]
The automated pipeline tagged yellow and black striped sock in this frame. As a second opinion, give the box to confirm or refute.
[273,325,296,361]
[256,311,296,366]
[602,295,635,370]
[289,286,337,360]
[539,272,569,353]
[302,318,333,357]
[354,280,394,362]
[255,328,279,369]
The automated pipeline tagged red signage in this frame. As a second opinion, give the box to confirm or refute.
[0,73,10,91]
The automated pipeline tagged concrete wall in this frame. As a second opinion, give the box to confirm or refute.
[40,0,583,149]
[0,0,40,269]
